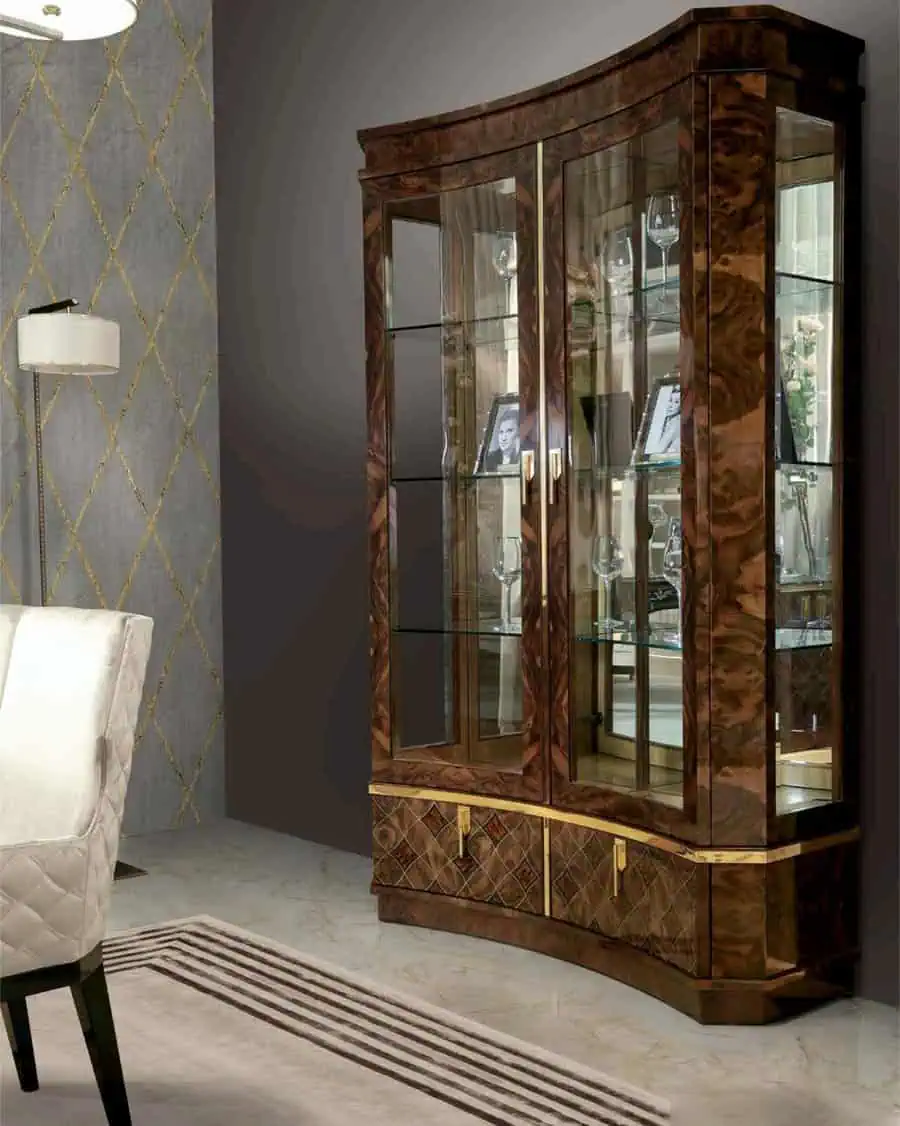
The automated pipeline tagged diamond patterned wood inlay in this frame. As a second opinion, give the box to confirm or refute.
[372,796,544,915]
[551,822,705,974]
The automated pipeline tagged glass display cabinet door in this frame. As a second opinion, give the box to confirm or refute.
[365,150,543,799]
[771,101,846,822]
[544,83,707,837]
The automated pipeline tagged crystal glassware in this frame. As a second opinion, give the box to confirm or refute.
[648,502,669,568]
[603,228,634,294]
[647,192,681,311]
[492,232,518,318]
[491,535,522,631]
[592,533,625,633]
[662,517,683,643]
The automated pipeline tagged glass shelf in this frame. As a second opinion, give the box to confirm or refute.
[776,271,836,296]
[573,625,682,652]
[573,461,681,482]
[388,313,518,337]
[568,307,681,342]
[776,626,832,651]
[393,621,523,639]
[390,470,522,486]
[567,625,832,652]
[777,460,837,472]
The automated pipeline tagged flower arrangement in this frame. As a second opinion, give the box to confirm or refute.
[781,314,823,452]
[778,314,824,575]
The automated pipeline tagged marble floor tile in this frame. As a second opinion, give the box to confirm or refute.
[114,819,900,1125]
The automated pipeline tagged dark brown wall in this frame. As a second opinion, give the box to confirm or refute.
[212,0,899,1004]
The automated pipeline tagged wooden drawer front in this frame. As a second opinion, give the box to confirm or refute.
[550,822,704,975]
[372,796,544,915]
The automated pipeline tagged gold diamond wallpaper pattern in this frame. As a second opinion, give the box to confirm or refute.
[0,0,223,833]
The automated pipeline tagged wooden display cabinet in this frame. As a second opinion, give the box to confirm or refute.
[359,6,863,1023]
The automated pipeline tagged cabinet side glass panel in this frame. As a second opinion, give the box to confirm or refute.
[384,183,528,769]
[773,109,841,814]
[565,121,685,808]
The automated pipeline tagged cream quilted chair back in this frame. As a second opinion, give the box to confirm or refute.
[0,606,153,978]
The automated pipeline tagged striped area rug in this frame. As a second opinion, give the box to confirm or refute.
[102,915,670,1126]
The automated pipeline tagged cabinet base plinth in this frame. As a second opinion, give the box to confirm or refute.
[375,887,856,1026]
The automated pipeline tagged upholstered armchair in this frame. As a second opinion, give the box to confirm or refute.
[0,606,153,1126]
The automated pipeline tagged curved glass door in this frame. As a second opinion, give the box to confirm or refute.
[545,82,704,835]
[566,120,684,804]
[374,153,542,791]
[772,107,842,816]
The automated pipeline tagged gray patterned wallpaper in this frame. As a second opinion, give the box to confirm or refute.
[0,0,224,834]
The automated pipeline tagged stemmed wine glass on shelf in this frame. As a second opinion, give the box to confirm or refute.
[492,232,518,317]
[602,229,634,341]
[592,533,625,634]
[662,517,683,644]
[492,536,522,632]
[647,192,680,314]
[648,503,670,561]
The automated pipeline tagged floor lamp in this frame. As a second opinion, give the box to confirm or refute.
[17,299,121,607]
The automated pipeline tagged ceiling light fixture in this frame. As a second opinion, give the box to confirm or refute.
[0,0,137,41]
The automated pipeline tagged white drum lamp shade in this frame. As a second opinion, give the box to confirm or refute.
[0,1,137,41]
[18,313,120,376]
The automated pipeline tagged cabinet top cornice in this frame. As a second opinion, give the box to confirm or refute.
[358,5,863,179]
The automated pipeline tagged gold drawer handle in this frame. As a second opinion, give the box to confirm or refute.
[612,837,628,899]
[548,447,563,505]
[520,449,535,504]
[457,806,472,859]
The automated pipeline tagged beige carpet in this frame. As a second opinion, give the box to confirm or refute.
[1,915,670,1125]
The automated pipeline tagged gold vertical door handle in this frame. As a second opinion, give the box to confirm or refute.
[521,449,535,504]
[457,806,472,859]
[548,448,563,505]
[612,838,628,899]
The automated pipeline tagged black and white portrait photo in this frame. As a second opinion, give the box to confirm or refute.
[476,394,521,475]
[632,375,681,466]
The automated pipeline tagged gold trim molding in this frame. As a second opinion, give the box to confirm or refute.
[369,783,860,865]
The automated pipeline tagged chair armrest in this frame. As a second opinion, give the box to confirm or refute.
[0,737,119,978]
[0,831,93,977]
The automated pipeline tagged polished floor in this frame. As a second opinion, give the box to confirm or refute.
[113,819,900,1126]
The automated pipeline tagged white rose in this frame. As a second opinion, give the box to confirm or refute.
[786,378,802,392]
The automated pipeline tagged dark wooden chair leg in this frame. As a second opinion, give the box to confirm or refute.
[2,998,39,1092]
[71,961,132,1126]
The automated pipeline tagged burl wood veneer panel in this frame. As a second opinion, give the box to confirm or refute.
[707,73,774,847]
[358,11,863,177]
[362,189,391,772]
[711,841,858,979]
[550,822,707,975]
[372,796,544,915]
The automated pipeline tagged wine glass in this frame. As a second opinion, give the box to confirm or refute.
[653,504,671,542]
[603,228,634,294]
[648,503,669,575]
[647,192,681,311]
[662,518,683,643]
[491,536,522,631]
[491,233,518,281]
[492,232,518,316]
[775,525,787,582]
[592,534,625,633]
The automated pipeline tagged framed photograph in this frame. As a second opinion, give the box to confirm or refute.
[632,374,681,467]
[475,392,521,476]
